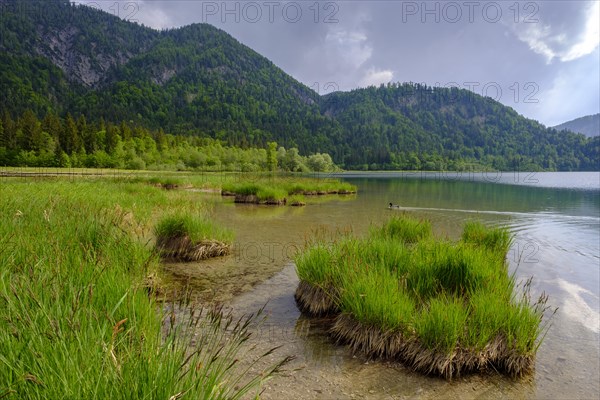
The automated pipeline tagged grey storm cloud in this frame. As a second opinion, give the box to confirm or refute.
[75,0,599,127]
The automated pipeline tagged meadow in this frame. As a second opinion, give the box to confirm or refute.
[295,215,553,378]
[0,176,292,399]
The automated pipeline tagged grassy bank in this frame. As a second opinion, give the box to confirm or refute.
[295,215,552,378]
[0,169,357,199]
[0,180,286,398]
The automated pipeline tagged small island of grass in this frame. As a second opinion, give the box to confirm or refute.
[294,215,552,379]
[222,178,357,205]
[154,213,233,261]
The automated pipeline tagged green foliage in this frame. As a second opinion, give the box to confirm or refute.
[154,213,233,244]
[295,215,547,358]
[0,0,597,171]
[415,295,469,354]
[322,83,598,171]
[0,180,284,398]
[256,186,288,202]
[266,141,278,172]
[462,220,513,254]
[371,214,432,243]
[338,258,416,333]
[0,110,337,171]
[222,177,356,203]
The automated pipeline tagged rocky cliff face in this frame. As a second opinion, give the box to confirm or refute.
[33,25,131,88]
[1,0,155,88]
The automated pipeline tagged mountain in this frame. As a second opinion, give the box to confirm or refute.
[553,114,599,138]
[0,0,598,171]
[321,85,598,170]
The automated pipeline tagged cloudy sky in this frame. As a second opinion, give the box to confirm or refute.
[77,1,599,127]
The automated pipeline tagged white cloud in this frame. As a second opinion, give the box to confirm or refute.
[525,51,600,126]
[512,1,599,63]
[324,28,372,69]
[359,67,394,87]
[73,0,173,30]
[134,2,173,30]
[560,2,600,62]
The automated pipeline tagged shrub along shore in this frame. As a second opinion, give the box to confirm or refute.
[294,215,552,379]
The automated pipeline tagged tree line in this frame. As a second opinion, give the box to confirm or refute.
[0,110,337,172]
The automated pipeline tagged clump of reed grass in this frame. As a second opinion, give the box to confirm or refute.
[289,195,306,206]
[154,213,232,261]
[146,176,182,189]
[223,182,261,196]
[283,180,356,195]
[294,215,552,379]
[256,186,288,204]
[223,178,356,205]
[371,214,432,243]
[462,220,513,254]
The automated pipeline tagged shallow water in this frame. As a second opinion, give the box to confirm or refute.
[167,172,600,399]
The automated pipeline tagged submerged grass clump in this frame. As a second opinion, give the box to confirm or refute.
[295,215,552,379]
[154,213,233,261]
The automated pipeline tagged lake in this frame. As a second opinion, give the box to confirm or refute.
[168,171,599,399]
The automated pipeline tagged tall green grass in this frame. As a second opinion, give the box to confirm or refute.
[415,295,469,354]
[0,180,287,398]
[222,177,357,203]
[154,213,233,244]
[462,220,513,254]
[338,262,416,334]
[295,215,549,375]
[371,215,432,243]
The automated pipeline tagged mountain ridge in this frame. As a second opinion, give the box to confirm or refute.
[0,0,598,170]
[553,114,599,138]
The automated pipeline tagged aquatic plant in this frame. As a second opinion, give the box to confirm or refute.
[288,195,306,206]
[295,215,551,379]
[371,214,432,243]
[222,178,356,205]
[154,213,232,261]
[462,220,513,254]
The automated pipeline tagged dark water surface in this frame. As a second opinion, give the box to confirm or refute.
[169,172,599,399]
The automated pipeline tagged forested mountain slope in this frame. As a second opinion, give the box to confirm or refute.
[0,0,597,170]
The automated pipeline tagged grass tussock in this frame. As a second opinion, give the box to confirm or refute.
[295,215,552,379]
[154,213,232,261]
[145,176,183,190]
[371,214,432,243]
[289,195,306,206]
[222,178,357,205]
[0,180,288,398]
